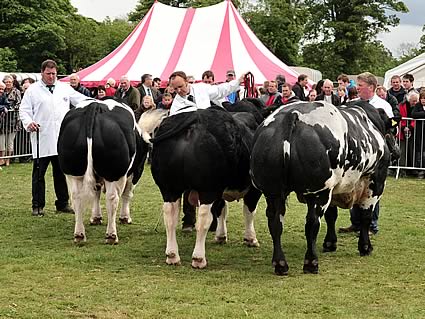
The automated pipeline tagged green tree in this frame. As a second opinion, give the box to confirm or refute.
[128,0,238,23]
[241,0,306,66]
[62,16,100,73]
[419,25,425,52]
[0,0,78,72]
[0,47,18,72]
[301,0,408,79]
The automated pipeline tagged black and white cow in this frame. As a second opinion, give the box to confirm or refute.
[250,100,397,275]
[58,99,148,244]
[141,101,262,268]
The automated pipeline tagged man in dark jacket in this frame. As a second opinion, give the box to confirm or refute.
[69,73,91,97]
[115,75,141,116]
[388,75,407,104]
[315,79,340,106]
[292,74,308,101]
[376,85,401,120]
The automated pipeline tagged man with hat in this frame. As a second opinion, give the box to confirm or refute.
[225,69,240,104]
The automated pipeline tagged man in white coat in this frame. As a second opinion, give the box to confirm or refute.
[169,70,244,116]
[20,59,90,216]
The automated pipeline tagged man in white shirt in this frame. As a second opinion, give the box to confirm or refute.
[20,59,90,216]
[138,73,159,104]
[169,70,244,116]
[356,72,394,118]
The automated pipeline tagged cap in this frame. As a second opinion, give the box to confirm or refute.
[226,69,235,76]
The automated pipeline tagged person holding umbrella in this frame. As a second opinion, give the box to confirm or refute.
[19,59,90,216]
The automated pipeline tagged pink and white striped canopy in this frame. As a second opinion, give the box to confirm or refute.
[66,0,300,87]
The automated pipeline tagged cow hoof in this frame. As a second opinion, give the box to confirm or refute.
[303,259,319,274]
[119,217,132,224]
[273,260,289,276]
[359,244,373,256]
[192,257,207,269]
[244,238,260,247]
[90,217,102,225]
[166,252,181,266]
[74,233,86,244]
[323,241,337,253]
[214,236,227,244]
[105,234,118,245]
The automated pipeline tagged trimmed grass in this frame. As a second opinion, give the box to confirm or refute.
[1,163,425,318]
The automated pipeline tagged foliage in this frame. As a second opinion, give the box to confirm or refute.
[128,0,238,23]
[0,48,18,72]
[0,0,77,72]
[301,0,408,79]
[241,0,307,66]
[62,17,134,73]
[0,0,133,74]
[1,163,425,317]
[419,25,425,52]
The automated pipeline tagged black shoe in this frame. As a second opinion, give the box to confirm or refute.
[32,208,44,216]
[338,225,359,233]
[56,204,74,214]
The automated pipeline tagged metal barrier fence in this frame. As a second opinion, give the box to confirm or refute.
[389,117,425,179]
[0,110,32,165]
[1,111,425,177]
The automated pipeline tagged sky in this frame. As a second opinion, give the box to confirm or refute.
[70,0,423,57]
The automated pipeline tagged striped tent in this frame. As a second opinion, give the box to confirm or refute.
[63,0,301,87]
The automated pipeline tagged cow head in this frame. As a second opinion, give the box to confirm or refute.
[374,107,400,162]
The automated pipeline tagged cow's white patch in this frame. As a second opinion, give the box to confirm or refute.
[138,109,169,144]
[283,140,290,157]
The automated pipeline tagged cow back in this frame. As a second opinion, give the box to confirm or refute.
[58,100,146,182]
[151,107,251,199]
[251,101,390,198]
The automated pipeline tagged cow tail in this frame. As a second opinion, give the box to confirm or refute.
[282,112,298,186]
[138,109,169,144]
[81,103,99,203]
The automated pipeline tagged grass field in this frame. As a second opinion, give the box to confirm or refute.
[1,163,425,318]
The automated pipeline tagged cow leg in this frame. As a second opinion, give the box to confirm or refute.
[213,200,228,244]
[192,203,213,269]
[68,176,86,243]
[356,204,373,256]
[323,206,338,252]
[265,195,288,276]
[243,187,261,247]
[119,177,134,224]
[104,177,126,245]
[90,184,102,225]
[164,200,181,265]
[304,196,325,274]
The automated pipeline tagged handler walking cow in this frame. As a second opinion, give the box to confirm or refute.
[141,98,262,269]
[58,99,148,244]
[250,100,398,275]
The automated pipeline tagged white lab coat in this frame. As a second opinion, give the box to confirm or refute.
[20,80,91,158]
[169,79,241,116]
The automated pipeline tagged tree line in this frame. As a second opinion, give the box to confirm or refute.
[1,0,424,80]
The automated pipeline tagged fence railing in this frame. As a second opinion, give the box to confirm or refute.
[389,117,425,179]
[0,110,32,163]
[1,111,425,178]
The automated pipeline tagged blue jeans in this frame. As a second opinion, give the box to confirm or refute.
[350,201,380,233]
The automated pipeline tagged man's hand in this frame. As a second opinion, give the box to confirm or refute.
[238,73,246,84]
[27,122,40,132]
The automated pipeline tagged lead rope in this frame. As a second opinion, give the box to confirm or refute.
[243,72,258,98]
